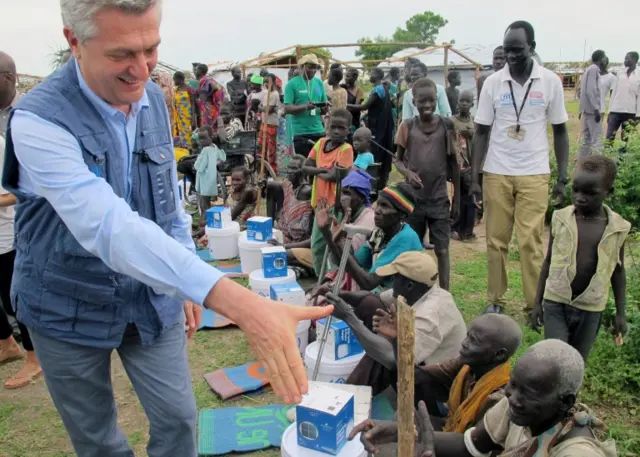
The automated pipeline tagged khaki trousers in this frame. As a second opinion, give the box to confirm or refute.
[483,173,549,310]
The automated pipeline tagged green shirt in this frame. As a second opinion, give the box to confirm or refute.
[284,75,327,136]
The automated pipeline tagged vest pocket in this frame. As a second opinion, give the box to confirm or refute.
[145,147,178,223]
[78,133,109,178]
[41,266,117,338]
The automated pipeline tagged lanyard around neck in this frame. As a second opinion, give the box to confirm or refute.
[508,80,534,132]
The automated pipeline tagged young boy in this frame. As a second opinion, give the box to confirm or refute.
[303,108,355,275]
[531,156,630,362]
[395,78,460,291]
[352,127,376,172]
[303,108,355,208]
[451,90,476,241]
[445,70,462,115]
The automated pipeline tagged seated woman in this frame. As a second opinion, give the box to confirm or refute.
[315,182,424,302]
[325,251,466,396]
[227,167,258,231]
[306,169,377,298]
[264,155,314,275]
[374,311,521,430]
[266,155,312,240]
[349,340,617,457]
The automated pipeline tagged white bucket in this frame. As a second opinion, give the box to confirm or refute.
[238,230,283,274]
[281,423,366,457]
[304,341,364,384]
[273,228,284,244]
[249,269,296,297]
[296,320,311,357]
[206,222,240,260]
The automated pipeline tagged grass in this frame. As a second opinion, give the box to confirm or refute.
[2,245,638,456]
[1,92,639,456]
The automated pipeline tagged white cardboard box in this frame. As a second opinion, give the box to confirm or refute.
[296,384,355,455]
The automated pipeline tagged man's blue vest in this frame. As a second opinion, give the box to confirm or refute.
[2,60,183,348]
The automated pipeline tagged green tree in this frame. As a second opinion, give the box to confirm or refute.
[392,11,448,45]
[355,36,402,64]
[356,11,448,64]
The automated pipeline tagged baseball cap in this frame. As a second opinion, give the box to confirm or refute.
[375,251,438,287]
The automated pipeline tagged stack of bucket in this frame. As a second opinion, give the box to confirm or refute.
[204,207,240,260]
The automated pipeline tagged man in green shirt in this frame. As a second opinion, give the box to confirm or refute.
[284,53,328,156]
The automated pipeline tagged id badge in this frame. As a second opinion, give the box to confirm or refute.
[507,125,526,141]
[310,108,317,116]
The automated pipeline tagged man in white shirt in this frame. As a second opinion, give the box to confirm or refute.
[578,50,606,157]
[471,21,569,315]
[606,51,639,147]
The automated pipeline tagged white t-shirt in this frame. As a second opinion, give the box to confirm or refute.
[599,73,617,113]
[476,61,569,176]
[0,137,15,255]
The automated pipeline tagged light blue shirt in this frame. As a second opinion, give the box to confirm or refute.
[353,152,375,170]
[10,65,223,305]
[402,84,452,120]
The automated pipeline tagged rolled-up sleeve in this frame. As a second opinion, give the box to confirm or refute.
[11,110,223,305]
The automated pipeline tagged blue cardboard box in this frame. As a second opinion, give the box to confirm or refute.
[246,216,273,241]
[261,246,288,278]
[206,206,232,229]
[270,281,306,306]
[315,319,364,361]
[296,384,355,455]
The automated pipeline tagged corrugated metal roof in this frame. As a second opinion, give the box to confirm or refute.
[381,45,494,69]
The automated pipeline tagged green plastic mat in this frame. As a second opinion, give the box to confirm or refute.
[198,405,290,456]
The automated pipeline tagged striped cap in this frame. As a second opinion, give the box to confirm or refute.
[380,185,415,214]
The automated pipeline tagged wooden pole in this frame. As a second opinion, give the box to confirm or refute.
[255,79,273,216]
[296,46,303,63]
[396,295,416,457]
[242,65,246,80]
[240,45,297,67]
[299,42,431,50]
[447,47,481,67]
[444,45,450,88]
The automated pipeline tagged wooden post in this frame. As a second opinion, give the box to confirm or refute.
[296,46,303,63]
[242,65,246,80]
[255,78,273,216]
[444,45,450,88]
[396,295,416,457]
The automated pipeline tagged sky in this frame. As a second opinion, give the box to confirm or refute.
[3,0,639,76]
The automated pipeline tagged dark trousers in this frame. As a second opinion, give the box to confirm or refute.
[454,193,477,238]
[293,133,325,157]
[177,158,197,192]
[407,201,451,250]
[0,250,33,351]
[606,112,636,145]
[477,173,484,220]
[543,299,602,362]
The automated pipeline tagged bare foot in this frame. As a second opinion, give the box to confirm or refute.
[4,353,42,389]
[0,343,24,365]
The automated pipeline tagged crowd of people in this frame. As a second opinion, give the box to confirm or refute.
[0,1,639,456]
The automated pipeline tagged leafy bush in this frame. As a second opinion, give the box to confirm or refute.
[548,128,640,230]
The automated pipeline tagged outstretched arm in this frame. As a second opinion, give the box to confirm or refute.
[348,92,379,112]
[325,293,396,369]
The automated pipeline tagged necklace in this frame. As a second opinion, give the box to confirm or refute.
[576,215,607,221]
